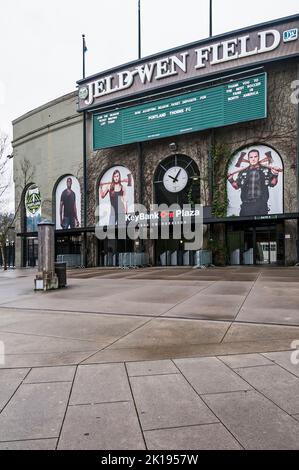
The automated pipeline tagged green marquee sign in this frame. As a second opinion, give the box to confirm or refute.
[93,73,267,150]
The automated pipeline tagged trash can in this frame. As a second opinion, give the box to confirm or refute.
[54,262,67,288]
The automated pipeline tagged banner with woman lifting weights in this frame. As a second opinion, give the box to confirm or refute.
[98,166,134,227]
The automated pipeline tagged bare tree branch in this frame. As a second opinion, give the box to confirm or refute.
[0,133,11,200]
[0,131,35,269]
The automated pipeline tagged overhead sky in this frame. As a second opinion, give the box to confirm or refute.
[0,0,299,138]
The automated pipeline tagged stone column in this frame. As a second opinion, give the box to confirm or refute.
[35,220,58,290]
[211,223,226,266]
[284,220,298,266]
[14,236,23,268]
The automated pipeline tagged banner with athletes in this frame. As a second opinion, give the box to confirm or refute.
[227,145,283,217]
[98,166,134,227]
[55,176,81,229]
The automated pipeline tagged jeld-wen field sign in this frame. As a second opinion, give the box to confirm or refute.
[93,73,266,150]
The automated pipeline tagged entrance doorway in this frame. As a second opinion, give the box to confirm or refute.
[55,235,82,267]
[227,223,284,266]
[256,229,277,265]
[97,237,134,267]
[24,237,38,267]
[155,224,196,266]
[155,238,186,266]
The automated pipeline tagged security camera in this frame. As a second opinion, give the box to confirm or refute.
[169,142,177,152]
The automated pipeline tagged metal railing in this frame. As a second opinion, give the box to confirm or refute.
[160,249,212,267]
[194,250,213,267]
[56,254,83,268]
[119,252,149,268]
[0,243,15,268]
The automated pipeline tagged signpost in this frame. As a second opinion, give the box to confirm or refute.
[93,73,267,150]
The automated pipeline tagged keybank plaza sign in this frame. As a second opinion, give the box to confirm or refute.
[95,204,203,251]
[77,17,299,111]
[125,207,202,223]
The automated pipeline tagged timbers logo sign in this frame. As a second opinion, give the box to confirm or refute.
[25,187,41,214]
[25,186,42,232]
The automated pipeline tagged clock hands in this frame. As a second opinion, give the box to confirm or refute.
[163,167,188,193]
[173,169,182,182]
[168,169,182,183]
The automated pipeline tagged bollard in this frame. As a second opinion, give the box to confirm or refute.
[34,220,58,291]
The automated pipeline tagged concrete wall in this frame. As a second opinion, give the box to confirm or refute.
[13,92,83,267]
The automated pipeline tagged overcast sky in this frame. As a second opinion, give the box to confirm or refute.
[0,0,299,139]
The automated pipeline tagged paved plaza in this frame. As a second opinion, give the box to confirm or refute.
[0,266,299,449]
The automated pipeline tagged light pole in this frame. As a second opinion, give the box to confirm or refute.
[82,34,88,268]
[208,0,214,207]
[209,0,213,37]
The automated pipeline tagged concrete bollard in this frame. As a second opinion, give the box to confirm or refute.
[34,220,58,291]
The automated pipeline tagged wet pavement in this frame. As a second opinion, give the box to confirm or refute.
[0,266,299,449]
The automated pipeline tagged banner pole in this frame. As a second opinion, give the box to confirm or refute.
[82,34,88,267]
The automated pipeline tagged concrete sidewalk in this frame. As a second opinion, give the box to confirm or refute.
[0,266,299,449]
[1,354,299,450]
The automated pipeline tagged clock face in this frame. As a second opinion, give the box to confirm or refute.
[163,166,188,193]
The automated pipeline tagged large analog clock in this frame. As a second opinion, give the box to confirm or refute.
[154,155,200,206]
[163,166,188,193]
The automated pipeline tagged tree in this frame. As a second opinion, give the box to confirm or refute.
[0,132,35,270]
[0,133,11,200]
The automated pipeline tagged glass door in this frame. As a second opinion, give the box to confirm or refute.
[26,238,38,267]
[97,236,134,267]
[155,225,191,266]
[255,230,277,265]
[227,223,282,266]
[227,231,244,265]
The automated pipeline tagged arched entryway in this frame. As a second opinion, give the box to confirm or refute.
[153,154,200,266]
[226,144,285,265]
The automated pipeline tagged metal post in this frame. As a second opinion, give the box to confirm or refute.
[82,34,86,79]
[83,112,87,268]
[296,62,299,263]
[82,34,88,267]
[297,62,299,211]
[209,0,213,37]
[209,1,214,203]
[137,1,143,249]
[138,142,143,206]
[138,0,141,59]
